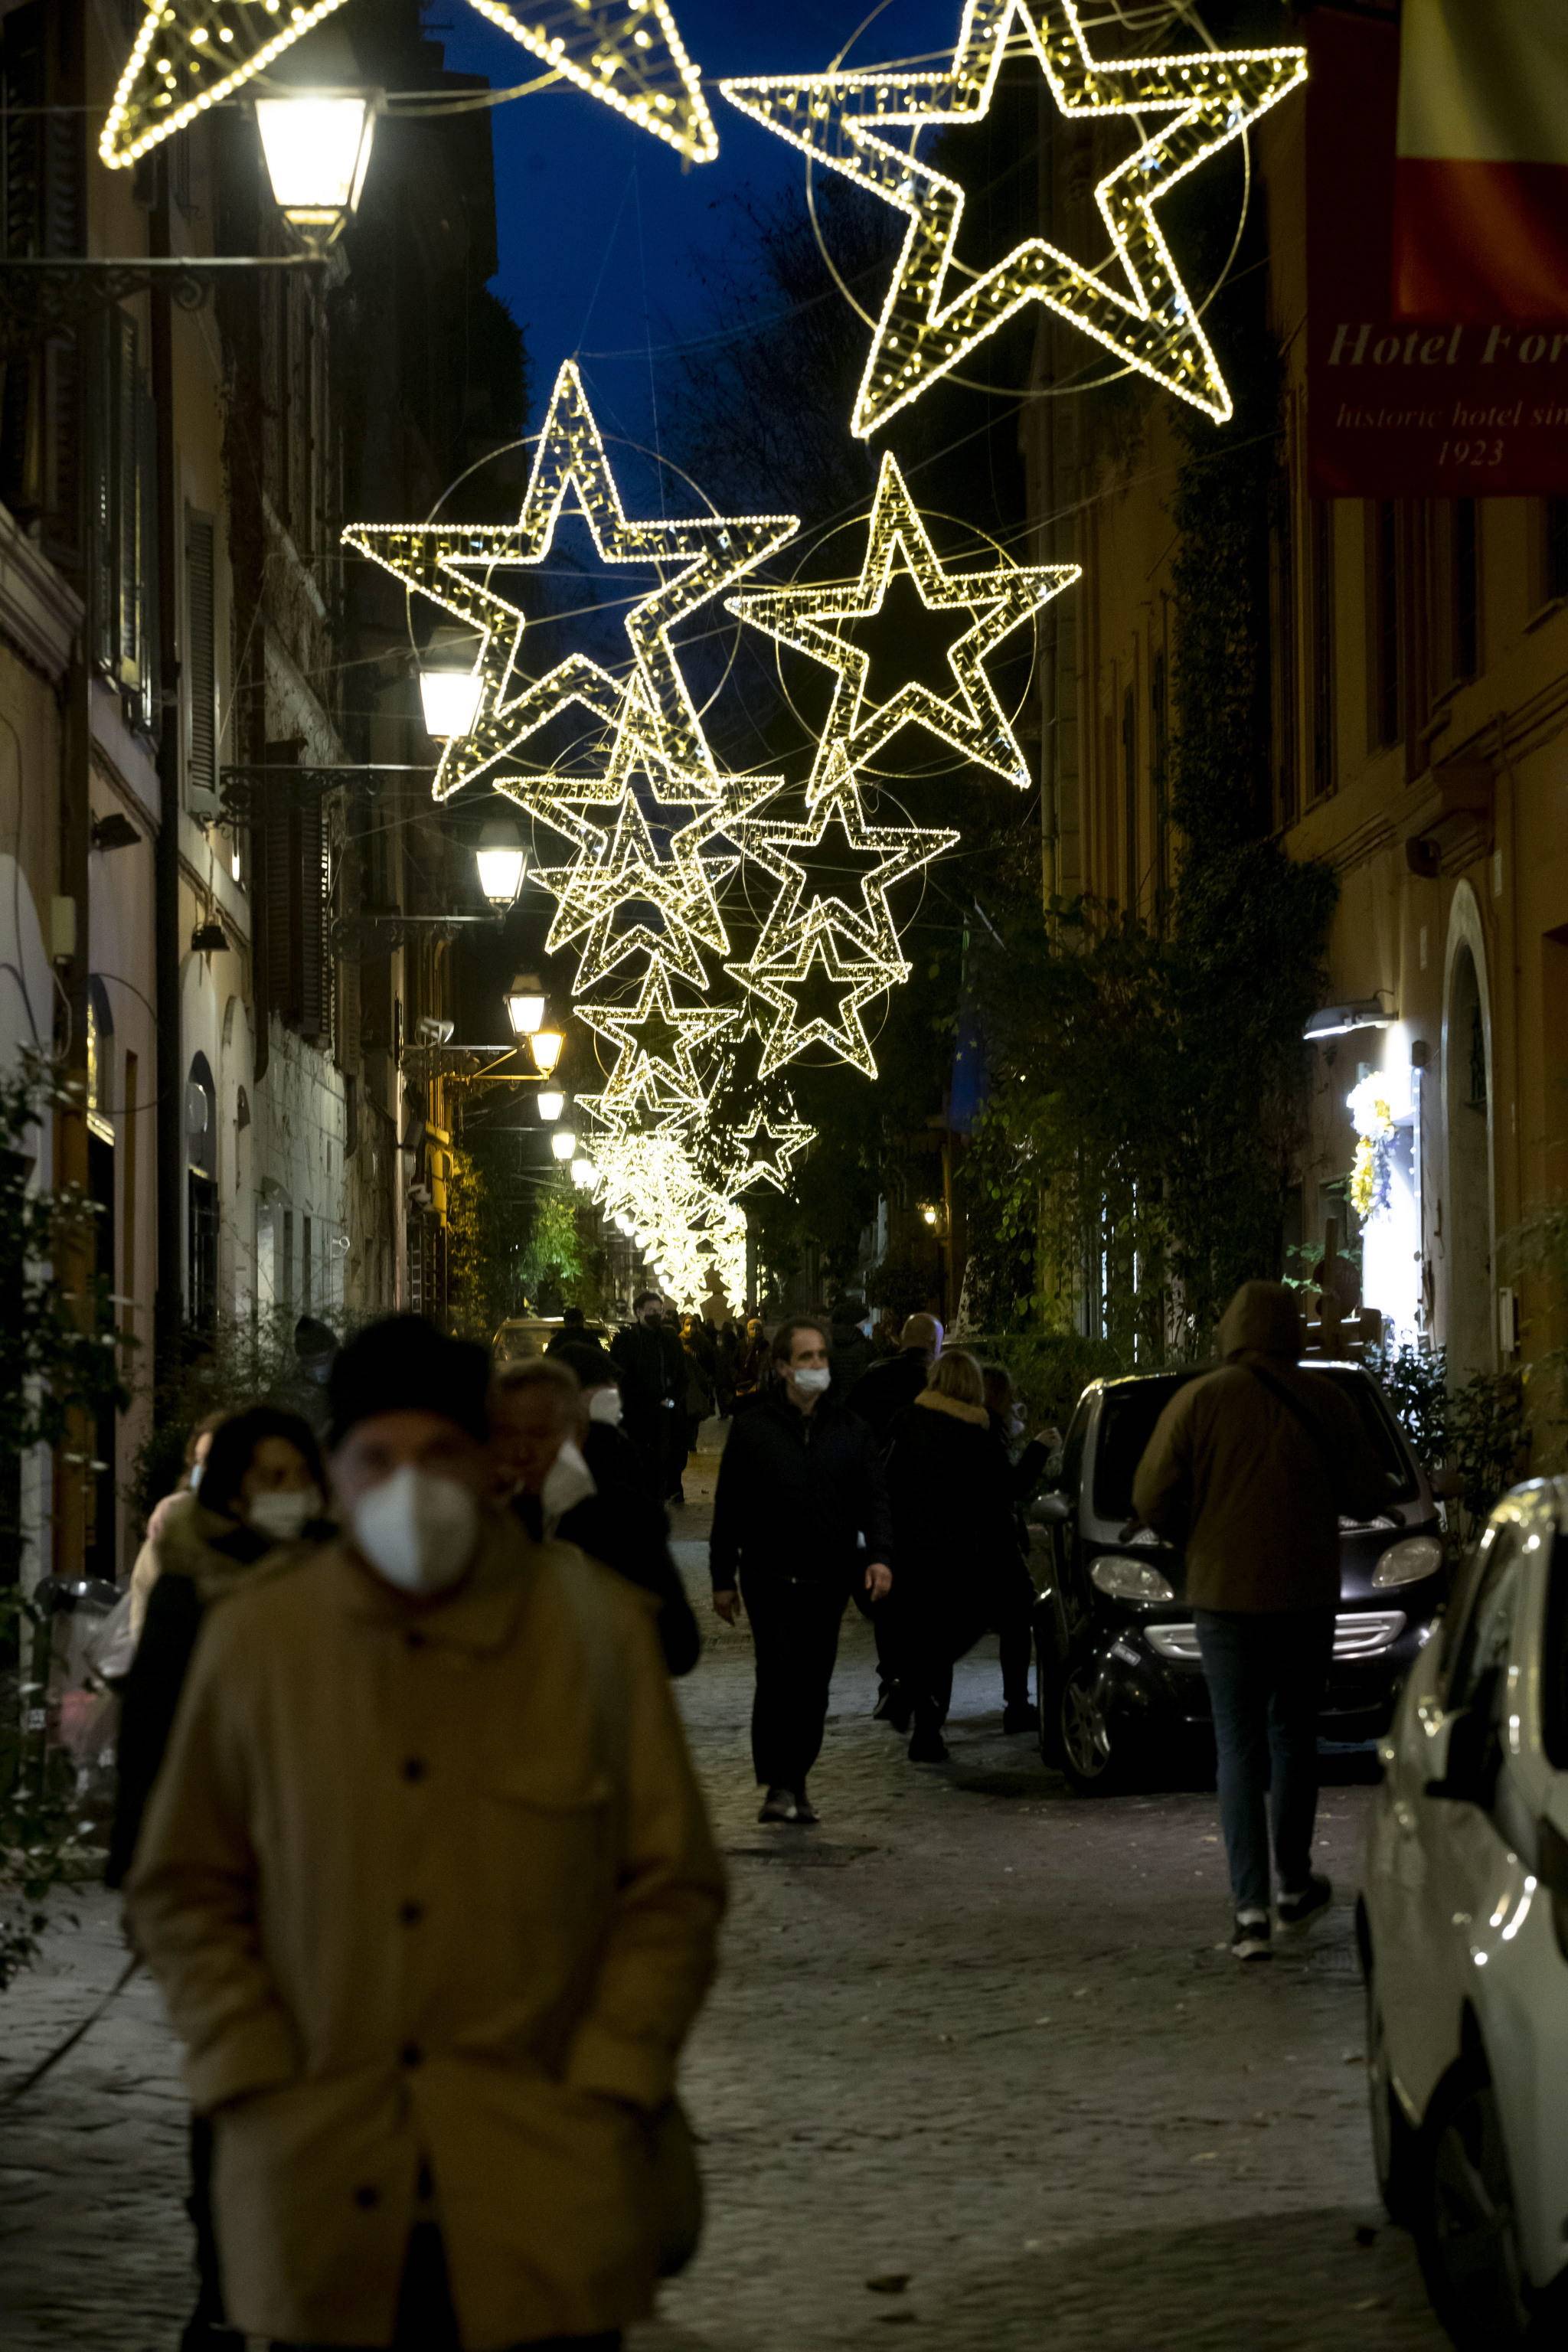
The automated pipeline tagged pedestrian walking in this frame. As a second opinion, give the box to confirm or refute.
[544,1305,604,1360]
[126,1410,226,1642]
[109,1403,329,2352]
[883,1349,1022,1763]
[492,1348,701,1677]
[828,1298,875,1394]
[709,1315,893,1825]
[1132,1279,1390,1962]
[126,1313,724,2352]
[713,1320,738,1419]
[731,1315,767,1409]
[612,1289,689,1505]
[982,1363,1061,1733]
[845,1312,943,1441]
[679,1314,716,1460]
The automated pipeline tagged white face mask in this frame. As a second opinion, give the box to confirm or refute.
[541,1437,597,1531]
[1008,1406,1026,1438]
[351,1465,479,1597]
[248,1487,319,1543]
[586,1387,623,1427]
[791,1365,832,1396]
[187,1461,204,1494]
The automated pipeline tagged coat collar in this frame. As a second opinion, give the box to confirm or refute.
[327,1509,544,1655]
[913,1389,991,1430]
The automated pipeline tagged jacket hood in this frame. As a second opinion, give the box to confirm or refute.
[913,1389,991,1429]
[1217,1280,1305,1362]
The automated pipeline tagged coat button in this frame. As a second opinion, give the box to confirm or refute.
[402,1757,426,1783]
[400,2043,423,2069]
[354,2185,380,2210]
[399,1901,423,1927]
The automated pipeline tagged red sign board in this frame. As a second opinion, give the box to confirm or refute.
[1306,8,1568,497]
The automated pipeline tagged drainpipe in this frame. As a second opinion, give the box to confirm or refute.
[151,160,185,1391]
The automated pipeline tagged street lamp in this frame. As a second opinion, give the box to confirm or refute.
[255,91,378,250]
[550,1129,577,1163]
[530,1027,565,1077]
[475,818,525,909]
[570,1155,596,1189]
[536,1089,566,1123]
[505,975,547,1039]
[418,626,484,742]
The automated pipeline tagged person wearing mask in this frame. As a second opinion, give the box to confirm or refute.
[980,1364,1062,1734]
[612,1289,688,1506]
[492,1348,701,1677]
[731,1316,768,1410]
[127,1411,226,1642]
[109,1404,328,2352]
[828,1299,875,1395]
[845,1312,944,1442]
[709,1317,893,1825]
[126,1314,724,2352]
[884,1350,1023,1764]
[545,1305,606,1363]
[1132,1280,1392,1962]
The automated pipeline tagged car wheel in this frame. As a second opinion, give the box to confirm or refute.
[1365,1952,1418,2226]
[1416,2064,1534,2347]
[1057,1655,1133,1796]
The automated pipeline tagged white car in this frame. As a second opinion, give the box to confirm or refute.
[1361,1478,1568,2347]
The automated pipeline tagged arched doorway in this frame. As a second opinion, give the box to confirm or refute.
[1442,897,1495,1376]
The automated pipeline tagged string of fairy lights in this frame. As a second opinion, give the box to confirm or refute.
[100,0,1311,1309]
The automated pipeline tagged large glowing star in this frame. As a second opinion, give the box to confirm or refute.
[579,964,740,1115]
[727,919,906,1080]
[721,0,1307,436]
[344,361,795,798]
[735,748,956,967]
[103,1,716,173]
[730,458,1073,797]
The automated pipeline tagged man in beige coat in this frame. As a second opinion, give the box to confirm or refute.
[127,1316,725,2352]
[1132,1281,1390,1962]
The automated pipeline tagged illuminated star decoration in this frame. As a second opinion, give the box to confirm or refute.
[730,453,1076,799]
[728,918,906,1081]
[343,360,796,800]
[578,962,740,1117]
[734,744,957,969]
[103,1,717,173]
[101,2,351,171]
[720,0,1308,437]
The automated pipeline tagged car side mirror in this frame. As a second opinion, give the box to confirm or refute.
[1034,1491,1072,1525]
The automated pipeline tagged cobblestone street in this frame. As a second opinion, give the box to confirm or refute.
[2,1448,1447,2352]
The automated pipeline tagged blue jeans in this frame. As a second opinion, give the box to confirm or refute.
[1194,1607,1334,1913]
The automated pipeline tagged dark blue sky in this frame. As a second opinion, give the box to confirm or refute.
[429,1,959,449]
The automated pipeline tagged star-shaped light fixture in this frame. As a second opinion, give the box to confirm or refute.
[728,916,906,1080]
[580,962,740,1116]
[734,746,957,967]
[721,0,1307,437]
[344,360,796,799]
[730,460,1070,798]
[103,2,717,173]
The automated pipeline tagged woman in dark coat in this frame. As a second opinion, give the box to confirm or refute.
[109,1402,329,2352]
[884,1348,1022,1763]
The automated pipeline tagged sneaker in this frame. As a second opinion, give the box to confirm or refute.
[1002,1701,1034,1736]
[792,1789,819,1826]
[1277,1872,1333,1929]
[873,1685,912,1732]
[1231,1911,1272,1962]
[758,1787,799,1824]
[907,1727,949,1764]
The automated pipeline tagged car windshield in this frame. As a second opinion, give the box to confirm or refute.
[1090,1366,1419,1523]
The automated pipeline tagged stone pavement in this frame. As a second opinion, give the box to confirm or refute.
[2,1429,1447,2351]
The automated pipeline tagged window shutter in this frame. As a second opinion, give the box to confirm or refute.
[261,800,299,1027]
[86,314,115,672]
[185,510,216,803]
[298,799,328,1043]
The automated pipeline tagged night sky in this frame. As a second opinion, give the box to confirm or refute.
[426,1,960,448]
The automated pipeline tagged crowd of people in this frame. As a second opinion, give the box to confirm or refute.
[102,1276,1361,2350]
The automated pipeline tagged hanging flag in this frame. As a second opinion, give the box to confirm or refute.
[1393,0,1568,322]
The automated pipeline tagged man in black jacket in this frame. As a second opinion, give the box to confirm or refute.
[611,1288,688,1504]
[710,1316,894,1824]
[845,1312,943,1439]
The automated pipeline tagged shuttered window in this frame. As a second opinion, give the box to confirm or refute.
[259,784,333,1045]
[185,511,217,805]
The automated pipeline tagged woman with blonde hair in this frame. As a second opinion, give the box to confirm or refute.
[883,1346,1021,1763]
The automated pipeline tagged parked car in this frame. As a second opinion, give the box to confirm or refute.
[1359,1478,1568,2348]
[491,1315,609,1367]
[1031,1363,1444,1794]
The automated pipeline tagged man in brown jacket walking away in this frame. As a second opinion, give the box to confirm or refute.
[1133,1282,1390,1963]
[127,1315,725,2351]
